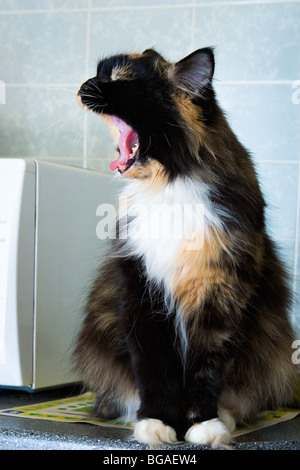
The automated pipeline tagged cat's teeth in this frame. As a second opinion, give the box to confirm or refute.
[130,142,139,157]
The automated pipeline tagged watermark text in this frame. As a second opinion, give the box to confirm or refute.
[96,197,206,251]
[0,80,6,104]
[291,80,300,104]
[291,340,300,365]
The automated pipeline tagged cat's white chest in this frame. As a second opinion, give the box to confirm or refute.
[119,177,222,290]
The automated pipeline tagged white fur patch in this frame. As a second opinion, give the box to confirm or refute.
[118,176,225,293]
[111,65,122,81]
[134,418,177,446]
[119,396,140,423]
[185,418,232,447]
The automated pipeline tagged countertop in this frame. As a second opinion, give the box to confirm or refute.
[0,386,299,451]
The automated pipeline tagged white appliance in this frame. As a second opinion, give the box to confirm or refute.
[0,159,118,390]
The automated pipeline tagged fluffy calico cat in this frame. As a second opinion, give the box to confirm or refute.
[74,48,298,447]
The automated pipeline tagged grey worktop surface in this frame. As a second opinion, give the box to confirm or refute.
[0,386,299,451]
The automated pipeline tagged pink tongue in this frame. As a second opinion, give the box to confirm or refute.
[109,116,138,172]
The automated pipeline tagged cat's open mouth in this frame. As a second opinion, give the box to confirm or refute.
[107,116,140,174]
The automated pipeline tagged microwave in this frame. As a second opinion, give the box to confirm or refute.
[0,159,118,390]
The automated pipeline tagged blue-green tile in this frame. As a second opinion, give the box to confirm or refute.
[89,7,193,75]
[215,84,300,162]
[91,0,192,7]
[294,242,300,335]
[194,3,300,81]
[0,85,83,161]
[256,162,298,240]
[0,0,85,10]
[0,11,87,84]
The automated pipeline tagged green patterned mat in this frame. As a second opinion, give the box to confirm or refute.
[1,391,299,438]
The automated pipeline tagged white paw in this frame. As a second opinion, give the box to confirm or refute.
[185,418,231,448]
[134,418,177,446]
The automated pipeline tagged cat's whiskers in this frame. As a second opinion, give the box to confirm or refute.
[50,107,81,150]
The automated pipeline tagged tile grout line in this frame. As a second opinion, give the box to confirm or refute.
[0,1,300,15]
[194,0,300,6]
[255,160,299,164]
[214,80,297,86]
[292,147,300,318]
[82,0,92,170]
[85,0,92,80]
[190,0,196,52]
[0,5,194,16]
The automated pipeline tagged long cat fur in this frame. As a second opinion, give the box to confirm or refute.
[74,48,298,447]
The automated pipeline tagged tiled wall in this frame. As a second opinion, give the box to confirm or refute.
[0,0,299,332]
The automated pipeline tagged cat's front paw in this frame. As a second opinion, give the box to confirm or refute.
[185,418,231,448]
[134,418,177,447]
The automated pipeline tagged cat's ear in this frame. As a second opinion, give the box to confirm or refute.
[169,48,215,96]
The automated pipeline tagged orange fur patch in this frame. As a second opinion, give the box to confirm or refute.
[172,229,230,314]
[124,158,168,190]
[173,93,208,158]
[129,53,143,59]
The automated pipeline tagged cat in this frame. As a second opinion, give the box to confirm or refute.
[74,47,298,447]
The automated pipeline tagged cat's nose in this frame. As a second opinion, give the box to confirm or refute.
[76,81,90,108]
[76,80,94,108]
[77,81,90,96]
